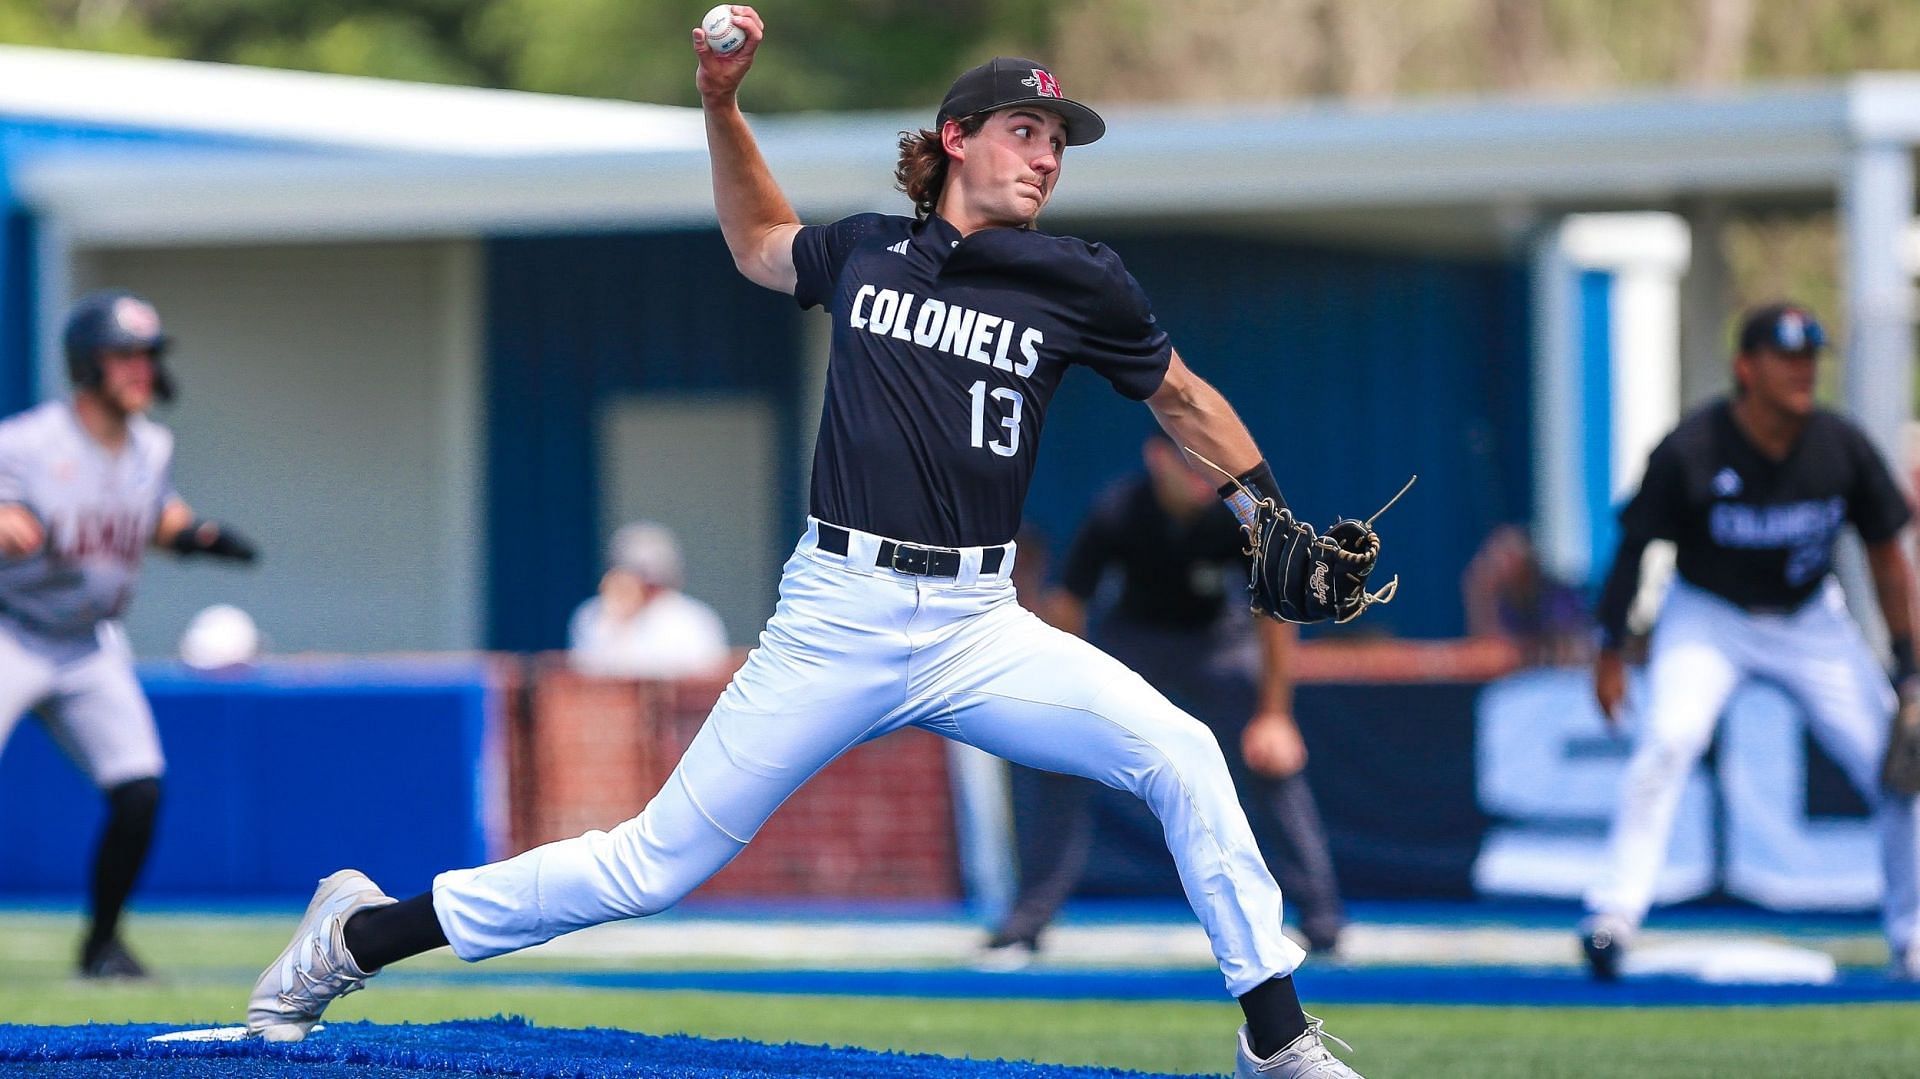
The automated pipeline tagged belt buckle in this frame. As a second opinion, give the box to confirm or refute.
[891,543,933,575]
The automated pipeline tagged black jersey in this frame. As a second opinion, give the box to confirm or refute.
[1599,399,1910,635]
[1061,475,1248,631]
[791,212,1172,547]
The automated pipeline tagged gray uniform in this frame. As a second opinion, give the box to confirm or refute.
[0,400,172,787]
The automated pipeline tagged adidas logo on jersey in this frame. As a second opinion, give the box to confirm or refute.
[886,239,909,255]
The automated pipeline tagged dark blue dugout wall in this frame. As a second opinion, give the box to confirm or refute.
[1011,680,1492,899]
[484,231,806,651]
[1025,233,1533,638]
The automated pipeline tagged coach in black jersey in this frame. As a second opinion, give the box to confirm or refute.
[1580,302,1920,983]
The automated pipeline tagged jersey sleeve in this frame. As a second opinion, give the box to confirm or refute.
[1616,436,1686,542]
[0,425,26,505]
[1075,252,1172,400]
[155,461,178,520]
[1597,440,1683,645]
[145,422,179,518]
[1845,424,1912,544]
[1059,487,1128,601]
[790,213,890,312]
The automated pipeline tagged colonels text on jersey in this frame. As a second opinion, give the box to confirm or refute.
[847,285,1046,380]
[793,212,1170,547]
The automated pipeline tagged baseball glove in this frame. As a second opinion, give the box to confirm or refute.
[1242,499,1401,625]
[1883,680,1920,797]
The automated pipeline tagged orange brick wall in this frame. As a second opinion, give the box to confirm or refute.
[507,655,961,900]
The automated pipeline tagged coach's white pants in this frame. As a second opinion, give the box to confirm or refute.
[1587,579,1920,954]
[436,521,1303,995]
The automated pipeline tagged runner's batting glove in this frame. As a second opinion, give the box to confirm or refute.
[169,519,258,563]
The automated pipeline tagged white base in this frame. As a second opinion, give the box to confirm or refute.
[147,1023,325,1043]
[1623,940,1837,985]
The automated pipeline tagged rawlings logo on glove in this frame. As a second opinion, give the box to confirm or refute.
[1310,563,1331,607]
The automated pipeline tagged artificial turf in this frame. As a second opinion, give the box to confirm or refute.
[3,910,1916,1077]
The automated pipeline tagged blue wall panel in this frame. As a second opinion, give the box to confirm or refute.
[484,231,805,651]
[0,662,493,901]
[1025,233,1533,638]
[1578,270,1616,586]
[0,210,33,418]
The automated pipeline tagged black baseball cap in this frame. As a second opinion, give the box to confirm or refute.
[937,57,1105,146]
[1737,303,1827,355]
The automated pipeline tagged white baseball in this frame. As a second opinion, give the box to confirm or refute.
[701,5,746,55]
[179,604,262,671]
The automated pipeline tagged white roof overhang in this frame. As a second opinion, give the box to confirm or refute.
[5,45,1918,248]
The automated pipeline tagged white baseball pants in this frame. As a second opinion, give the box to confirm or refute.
[0,622,164,789]
[436,520,1304,994]
[1586,578,1920,953]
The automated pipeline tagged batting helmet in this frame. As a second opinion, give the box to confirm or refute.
[62,289,175,402]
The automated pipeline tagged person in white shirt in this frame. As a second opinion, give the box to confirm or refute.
[567,521,729,679]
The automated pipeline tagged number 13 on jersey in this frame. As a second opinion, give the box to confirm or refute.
[969,380,1024,457]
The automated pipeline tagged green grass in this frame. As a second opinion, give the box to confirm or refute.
[5,911,1919,1077]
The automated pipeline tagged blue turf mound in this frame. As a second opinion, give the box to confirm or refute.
[0,1017,1192,1078]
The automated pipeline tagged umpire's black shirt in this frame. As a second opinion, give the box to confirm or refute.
[1598,398,1911,639]
[792,212,1172,547]
[1061,475,1247,632]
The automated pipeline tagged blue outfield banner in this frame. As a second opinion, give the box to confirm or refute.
[0,657,1877,909]
[1040,668,1876,910]
[0,659,497,902]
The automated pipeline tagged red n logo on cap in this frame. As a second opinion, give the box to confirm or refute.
[112,297,160,338]
[1024,69,1061,98]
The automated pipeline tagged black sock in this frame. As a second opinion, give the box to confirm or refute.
[87,778,161,950]
[342,892,448,971]
[1239,975,1310,1060]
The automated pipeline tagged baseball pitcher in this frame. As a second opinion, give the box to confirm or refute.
[246,12,1397,1077]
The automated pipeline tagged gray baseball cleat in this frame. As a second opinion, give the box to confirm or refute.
[248,869,396,1042]
[973,934,1039,973]
[1892,940,1920,981]
[1235,1018,1364,1078]
[1579,913,1633,983]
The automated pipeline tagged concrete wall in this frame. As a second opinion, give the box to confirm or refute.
[74,240,482,655]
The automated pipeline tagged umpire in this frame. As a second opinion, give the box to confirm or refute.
[1582,302,1920,981]
[983,434,1345,965]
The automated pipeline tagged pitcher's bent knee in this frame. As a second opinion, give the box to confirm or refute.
[1141,712,1233,784]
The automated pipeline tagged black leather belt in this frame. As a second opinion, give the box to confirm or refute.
[816,523,1006,578]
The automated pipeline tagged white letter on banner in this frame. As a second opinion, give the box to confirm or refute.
[1718,682,1878,909]
[1471,668,1881,910]
[1471,667,1715,903]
